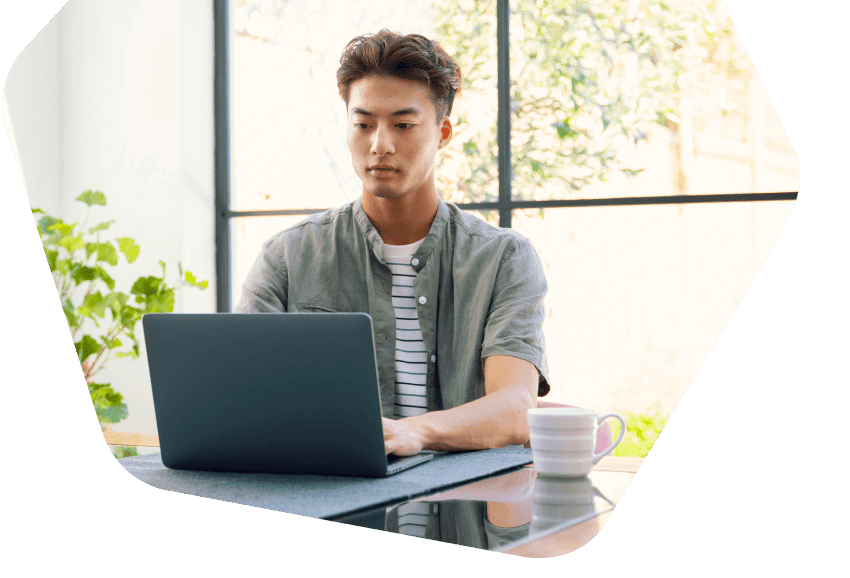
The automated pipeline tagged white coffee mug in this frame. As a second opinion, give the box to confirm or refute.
[527,407,626,477]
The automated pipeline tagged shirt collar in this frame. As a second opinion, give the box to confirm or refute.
[353,196,450,271]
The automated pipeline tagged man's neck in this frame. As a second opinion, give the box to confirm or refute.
[361,189,439,246]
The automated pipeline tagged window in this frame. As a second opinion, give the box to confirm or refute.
[215,0,798,413]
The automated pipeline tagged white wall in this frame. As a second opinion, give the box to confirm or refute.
[3,10,63,216]
[3,0,215,436]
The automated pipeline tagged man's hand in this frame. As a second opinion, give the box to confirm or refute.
[382,417,427,456]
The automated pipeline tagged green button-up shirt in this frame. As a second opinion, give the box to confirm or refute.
[235,198,550,418]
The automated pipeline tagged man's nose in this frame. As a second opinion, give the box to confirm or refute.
[370,125,394,156]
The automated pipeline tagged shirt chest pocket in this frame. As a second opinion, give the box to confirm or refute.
[291,301,349,313]
[286,259,371,313]
[290,291,369,314]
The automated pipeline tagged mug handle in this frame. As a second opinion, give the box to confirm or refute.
[591,413,626,465]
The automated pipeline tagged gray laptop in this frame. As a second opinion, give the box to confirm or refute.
[142,313,434,477]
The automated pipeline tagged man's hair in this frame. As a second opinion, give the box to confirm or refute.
[336,29,462,124]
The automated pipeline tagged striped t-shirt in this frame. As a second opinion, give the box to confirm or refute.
[395,501,432,537]
[383,241,428,419]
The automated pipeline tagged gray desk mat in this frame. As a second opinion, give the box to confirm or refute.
[118,447,533,520]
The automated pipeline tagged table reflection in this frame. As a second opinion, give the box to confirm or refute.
[335,468,616,553]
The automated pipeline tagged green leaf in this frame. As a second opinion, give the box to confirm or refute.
[75,335,101,363]
[47,221,74,237]
[105,291,128,317]
[95,265,116,291]
[71,264,98,285]
[183,270,209,290]
[44,248,59,272]
[88,220,115,234]
[63,298,79,329]
[98,403,128,424]
[31,208,44,214]
[141,289,175,313]
[77,190,107,207]
[130,276,162,298]
[96,242,118,266]
[55,259,71,275]
[39,218,62,240]
[80,292,108,318]
[117,237,140,263]
[88,382,128,424]
[160,291,176,312]
[119,304,143,328]
[58,234,85,253]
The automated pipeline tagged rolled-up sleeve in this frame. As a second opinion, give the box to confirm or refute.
[480,238,550,396]
[235,242,288,313]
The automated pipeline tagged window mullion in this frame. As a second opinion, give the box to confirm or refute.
[497,0,511,228]
[214,0,232,312]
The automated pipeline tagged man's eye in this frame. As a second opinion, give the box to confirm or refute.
[354,123,370,129]
[397,123,415,129]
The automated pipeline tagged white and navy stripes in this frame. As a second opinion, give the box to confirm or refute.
[383,241,428,419]
[395,501,431,537]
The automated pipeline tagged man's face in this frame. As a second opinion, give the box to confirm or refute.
[346,75,452,202]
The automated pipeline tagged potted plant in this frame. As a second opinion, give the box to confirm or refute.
[33,190,208,456]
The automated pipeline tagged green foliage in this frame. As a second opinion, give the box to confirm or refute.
[78,190,107,207]
[33,192,207,427]
[432,0,743,208]
[89,382,128,424]
[608,405,669,458]
[111,445,139,459]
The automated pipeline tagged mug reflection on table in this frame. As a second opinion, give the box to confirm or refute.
[529,475,598,535]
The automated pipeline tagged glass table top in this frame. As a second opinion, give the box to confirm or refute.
[333,467,618,554]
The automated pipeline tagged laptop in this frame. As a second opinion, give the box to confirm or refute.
[142,313,434,477]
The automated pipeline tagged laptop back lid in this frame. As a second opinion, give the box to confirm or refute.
[142,313,391,476]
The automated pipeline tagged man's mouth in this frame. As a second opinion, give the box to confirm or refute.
[367,166,399,177]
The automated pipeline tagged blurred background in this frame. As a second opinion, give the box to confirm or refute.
[4,0,798,455]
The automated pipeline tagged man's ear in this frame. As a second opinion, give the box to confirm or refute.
[438,116,453,150]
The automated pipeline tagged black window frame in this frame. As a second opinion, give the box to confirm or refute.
[213,0,797,312]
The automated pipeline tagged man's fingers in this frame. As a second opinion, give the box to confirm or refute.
[382,417,396,454]
[382,416,422,456]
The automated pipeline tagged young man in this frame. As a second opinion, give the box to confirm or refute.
[236,29,550,456]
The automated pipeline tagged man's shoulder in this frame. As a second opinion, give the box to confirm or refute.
[263,201,358,249]
[444,201,533,250]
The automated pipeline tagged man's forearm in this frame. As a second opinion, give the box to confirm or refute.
[404,385,536,452]
[382,356,540,456]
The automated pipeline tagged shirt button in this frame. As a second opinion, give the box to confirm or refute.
[418,296,427,305]
[431,355,436,363]
[411,258,419,266]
